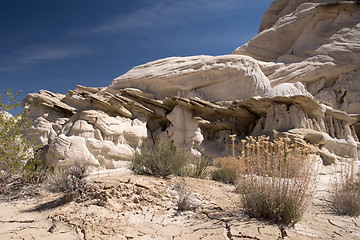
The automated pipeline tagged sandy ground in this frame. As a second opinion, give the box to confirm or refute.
[0,166,360,240]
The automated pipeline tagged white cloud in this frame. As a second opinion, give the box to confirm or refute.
[73,0,259,36]
[0,44,91,72]
[13,45,90,63]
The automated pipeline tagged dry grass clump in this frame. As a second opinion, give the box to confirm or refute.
[213,156,243,172]
[331,160,360,216]
[0,151,47,199]
[46,160,91,202]
[212,156,241,184]
[173,180,197,213]
[130,137,188,178]
[180,157,211,179]
[237,133,318,226]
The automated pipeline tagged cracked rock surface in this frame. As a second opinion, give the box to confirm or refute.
[1,168,359,240]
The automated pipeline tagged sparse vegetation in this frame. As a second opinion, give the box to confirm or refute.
[173,180,196,213]
[213,156,243,172]
[331,160,360,216]
[46,160,91,202]
[236,133,318,226]
[211,156,240,184]
[130,137,188,178]
[190,157,211,179]
[180,157,211,179]
[211,168,238,184]
[0,90,46,197]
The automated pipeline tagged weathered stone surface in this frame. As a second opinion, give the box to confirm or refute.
[234,1,360,120]
[23,85,359,166]
[290,128,358,162]
[23,89,150,168]
[106,55,271,101]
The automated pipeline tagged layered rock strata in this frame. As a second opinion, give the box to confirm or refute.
[234,1,360,115]
[22,0,360,168]
[23,84,358,168]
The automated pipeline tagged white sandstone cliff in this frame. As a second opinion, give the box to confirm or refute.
[22,0,360,168]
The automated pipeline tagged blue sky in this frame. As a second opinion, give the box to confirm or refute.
[0,0,271,114]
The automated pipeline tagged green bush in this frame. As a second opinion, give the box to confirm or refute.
[0,90,44,188]
[130,137,188,178]
[238,181,308,226]
[211,168,237,184]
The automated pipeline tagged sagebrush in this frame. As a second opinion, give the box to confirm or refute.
[46,160,91,202]
[130,137,188,178]
[211,168,238,184]
[237,133,318,226]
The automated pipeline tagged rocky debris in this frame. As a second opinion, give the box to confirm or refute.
[2,173,360,239]
[22,0,360,168]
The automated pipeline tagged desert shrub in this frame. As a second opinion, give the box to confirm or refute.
[173,180,196,213]
[211,168,238,184]
[212,155,241,184]
[0,90,46,196]
[130,137,188,178]
[213,156,243,172]
[191,157,211,179]
[46,160,91,202]
[237,134,318,226]
[331,161,360,216]
[180,157,211,179]
[1,91,29,181]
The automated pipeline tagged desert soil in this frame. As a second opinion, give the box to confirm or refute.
[0,167,359,240]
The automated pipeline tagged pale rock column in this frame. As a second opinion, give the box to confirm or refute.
[166,105,204,157]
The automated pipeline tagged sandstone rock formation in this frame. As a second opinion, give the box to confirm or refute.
[234,0,360,113]
[22,0,360,168]
[106,55,271,101]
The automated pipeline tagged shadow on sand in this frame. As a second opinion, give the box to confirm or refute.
[23,194,73,212]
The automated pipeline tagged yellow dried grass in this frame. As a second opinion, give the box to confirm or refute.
[236,132,319,226]
[331,160,360,216]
